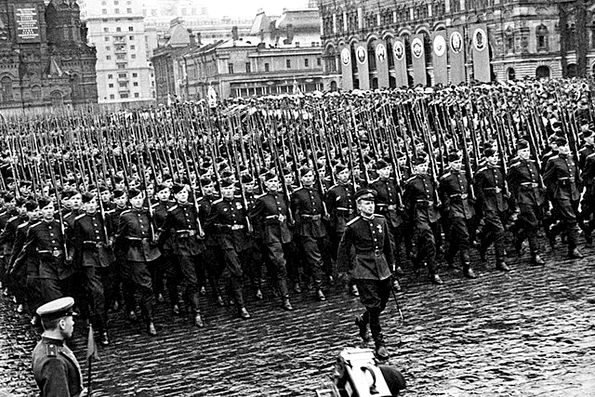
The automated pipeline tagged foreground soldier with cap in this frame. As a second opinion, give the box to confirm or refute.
[337,188,396,360]
[32,296,87,397]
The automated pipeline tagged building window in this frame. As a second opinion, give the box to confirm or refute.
[536,24,548,51]
[103,27,109,32]
[134,93,140,98]
[132,72,138,77]
[117,64,126,69]
[127,8,132,13]
[507,68,515,81]
[245,62,251,73]
[264,63,270,72]
[317,57,321,67]
[118,73,127,78]
[108,74,113,79]
[228,63,234,74]
[116,54,126,60]
[133,82,139,86]
[131,54,136,59]
[102,9,107,14]
[110,94,115,99]
[121,93,129,98]
[286,59,291,68]
[109,83,114,88]
[129,26,134,31]
[505,26,514,53]
[106,55,111,60]
[106,46,111,51]
[119,82,128,87]
[105,37,109,41]
[116,27,121,32]
[115,8,120,14]
[130,45,135,50]
[129,36,134,40]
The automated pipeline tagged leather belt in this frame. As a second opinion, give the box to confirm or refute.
[37,249,64,257]
[449,193,468,199]
[301,214,322,220]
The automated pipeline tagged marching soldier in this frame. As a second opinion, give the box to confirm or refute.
[507,139,547,265]
[73,192,114,346]
[19,197,74,304]
[159,183,206,327]
[438,152,477,278]
[370,159,405,283]
[290,166,327,302]
[208,180,253,318]
[0,196,28,312]
[326,164,359,295]
[249,172,294,311]
[337,188,395,360]
[115,188,160,336]
[474,148,510,271]
[543,137,584,258]
[403,153,443,284]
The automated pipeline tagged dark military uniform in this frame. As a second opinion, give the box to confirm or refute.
[115,208,160,327]
[337,212,394,353]
[20,219,74,303]
[403,173,441,279]
[73,212,114,334]
[543,153,582,255]
[32,337,84,397]
[325,182,356,261]
[249,190,293,303]
[0,207,17,289]
[474,165,509,267]
[208,196,256,312]
[583,152,595,243]
[0,214,28,305]
[160,202,205,318]
[290,185,327,296]
[507,158,546,261]
[197,193,225,302]
[152,199,179,307]
[10,219,42,317]
[439,169,476,273]
[370,176,404,257]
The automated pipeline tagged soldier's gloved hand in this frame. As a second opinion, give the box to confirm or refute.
[65,255,73,266]
[510,211,519,222]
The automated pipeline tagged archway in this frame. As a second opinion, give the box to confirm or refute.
[507,67,516,80]
[536,65,550,79]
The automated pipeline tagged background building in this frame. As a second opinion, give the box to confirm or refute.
[152,9,324,103]
[0,0,97,114]
[318,0,595,90]
[79,0,155,107]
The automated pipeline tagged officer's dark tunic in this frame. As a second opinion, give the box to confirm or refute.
[32,336,83,397]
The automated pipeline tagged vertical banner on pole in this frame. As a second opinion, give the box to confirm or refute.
[340,45,353,91]
[432,31,448,85]
[355,42,370,90]
[375,39,389,88]
[448,27,466,85]
[471,23,491,82]
[392,37,408,88]
[411,34,427,86]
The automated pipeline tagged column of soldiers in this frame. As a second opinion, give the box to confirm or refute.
[0,78,593,361]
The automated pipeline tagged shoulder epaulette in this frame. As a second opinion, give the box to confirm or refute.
[405,176,416,183]
[510,161,521,168]
[212,198,223,205]
[293,186,305,193]
[17,221,29,229]
[46,343,57,357]
[369,177,380,184]
[167,205,178,212]
[29,221,42,228]
[120,209,132,216]
[328,184,339,190]
[440,172,451,180]
[587,152,595,159]
[256,192,267,199]
[548,155,559,161]
[105,209,115,214]
[346,216,361,226]
[150,203,159,209]
[7,216,17,223]
[476,166,487,173]
[74,213,86,221]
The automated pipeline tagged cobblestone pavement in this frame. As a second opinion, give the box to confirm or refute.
[1,242,595,396]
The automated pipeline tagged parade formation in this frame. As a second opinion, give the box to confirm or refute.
[0,77,594,368]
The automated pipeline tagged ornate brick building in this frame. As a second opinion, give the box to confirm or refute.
[0,0,97,113]
[319,0,595,90]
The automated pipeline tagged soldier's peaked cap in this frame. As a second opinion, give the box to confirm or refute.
[36,297,77,320]
[354,188,377,202]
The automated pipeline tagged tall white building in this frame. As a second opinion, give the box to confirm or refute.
[79,0,155,105]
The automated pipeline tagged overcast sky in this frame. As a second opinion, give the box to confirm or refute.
[208,0,310,18]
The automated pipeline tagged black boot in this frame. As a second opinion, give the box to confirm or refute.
[355,313,370,343]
